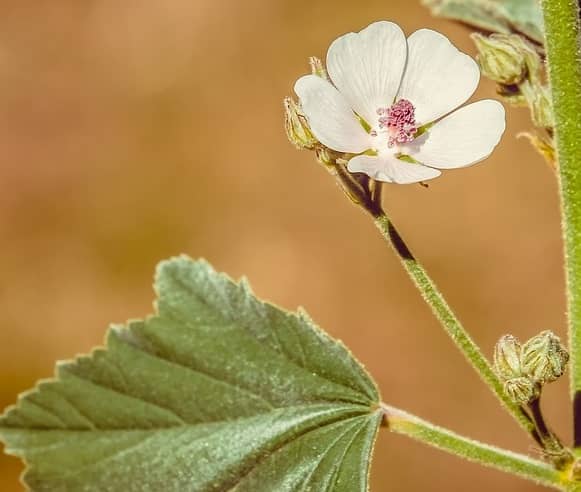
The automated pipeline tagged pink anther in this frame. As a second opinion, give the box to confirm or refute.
[376,99,418,148]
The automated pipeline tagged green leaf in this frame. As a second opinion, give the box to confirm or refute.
[0,257,382,491]
[422,0,544,44]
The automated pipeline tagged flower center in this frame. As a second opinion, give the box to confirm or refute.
[373,99,418,148]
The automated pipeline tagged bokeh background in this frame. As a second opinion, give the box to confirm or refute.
[0,1,567,490]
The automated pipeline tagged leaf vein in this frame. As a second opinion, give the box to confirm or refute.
[117,332,277,414]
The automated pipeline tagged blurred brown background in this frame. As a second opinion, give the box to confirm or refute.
[0,0,567,490]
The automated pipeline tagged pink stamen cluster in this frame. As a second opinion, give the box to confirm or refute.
[377,99,418,148]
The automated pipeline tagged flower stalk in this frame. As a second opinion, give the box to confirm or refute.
[381,403,564,489]
[540,0,581,446]
[328,166,535,435]
[527,395,573,470]
[287,16,581,485]
[372,210,535,435]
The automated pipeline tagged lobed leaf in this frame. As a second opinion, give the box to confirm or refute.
[0,257,382,491]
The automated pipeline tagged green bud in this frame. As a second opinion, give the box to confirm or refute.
[284,97,318,150]
[504,376,537,405]
[472,33,527,85]
[493,334,522,380]
[521,330,569,384]
[518,81,554,129]
[471,33,541,86]
[530,85,554,128]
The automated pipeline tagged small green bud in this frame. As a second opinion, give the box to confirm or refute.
[284,97,318,150]
[493,334,522,380]
[472,33,529,85]
[529,85,554,128]
[521,330,569,384]
[309,56,329,80]
[517,81,554,129]
[504,376,537,404]
[472,33,541,86]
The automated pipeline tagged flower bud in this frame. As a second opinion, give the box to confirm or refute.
[284,97,318,150]
[472,33,528,85]
[471,33,540,86]
[521,330,569,384]
[504,376,537,405]
[530,85,554,128]
[516,81,554,130]
[494,334,522,380]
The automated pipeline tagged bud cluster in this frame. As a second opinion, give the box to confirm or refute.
[493,331,569,405]
[471,33,554,164]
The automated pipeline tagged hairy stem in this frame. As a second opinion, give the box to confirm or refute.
[373,213,535,435]
[381,403,564,489]
[540,0,581,446]
[329,165,534,434]
[527,395,573,469]
[529,396,552,441]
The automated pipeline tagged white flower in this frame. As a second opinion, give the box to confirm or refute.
[294,21,506,184]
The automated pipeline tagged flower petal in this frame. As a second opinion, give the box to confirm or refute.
[397,29,480,125]
[406,100,506,169]
[347,154,441,184]
[326,21,407,126]
[294,74,371,153]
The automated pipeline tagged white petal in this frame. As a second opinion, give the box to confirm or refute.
[294,74,371,153]
[398,29,480,125]
[327,21,407,125]
[406,100,506,169]
[347,154,441,184]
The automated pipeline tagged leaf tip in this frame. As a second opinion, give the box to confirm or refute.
[153,255,218,300]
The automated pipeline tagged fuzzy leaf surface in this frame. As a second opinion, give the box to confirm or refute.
[0,257,381,491]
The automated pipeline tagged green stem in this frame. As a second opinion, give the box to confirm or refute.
[381,403,565,489]
[373,213,535,435]
[540,0,581,446]
[329,166,534,435]
[528,395,573,469]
